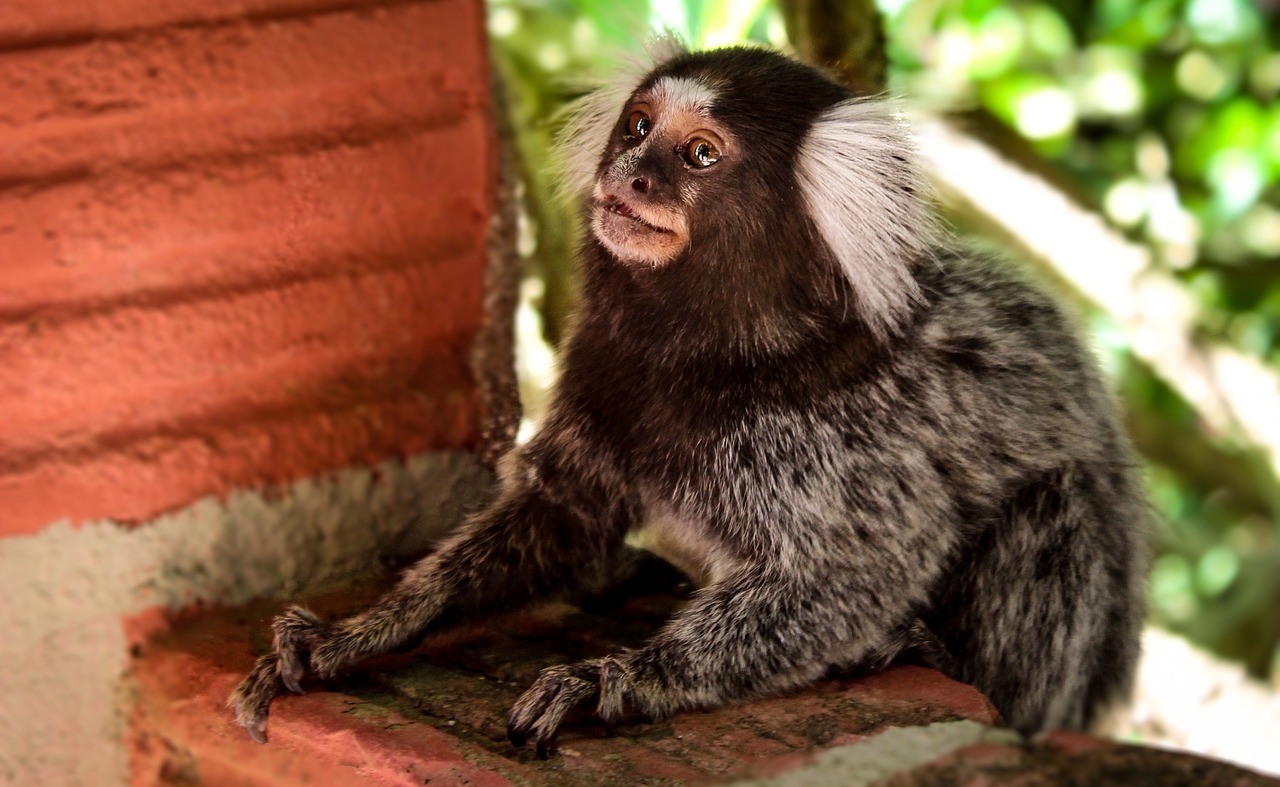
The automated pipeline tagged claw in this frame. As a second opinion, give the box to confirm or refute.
[507,722,527,747]
[280,670,304,695]
[535,733,556,760]
[507,664,604,758]
[245,721,268,745]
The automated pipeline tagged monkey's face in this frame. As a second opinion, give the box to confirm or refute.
[589,77,733,267]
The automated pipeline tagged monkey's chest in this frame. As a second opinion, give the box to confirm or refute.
[629,402,838,510]
[626,499,743,588]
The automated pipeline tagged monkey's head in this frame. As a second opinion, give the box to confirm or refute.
[558,44,939,342]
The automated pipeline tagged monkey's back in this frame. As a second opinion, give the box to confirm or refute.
[877,248,1148,733]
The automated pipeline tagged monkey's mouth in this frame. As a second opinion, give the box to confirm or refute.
[603,199,673,234]
[590,192,688,266]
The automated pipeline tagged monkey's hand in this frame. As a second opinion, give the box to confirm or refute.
[507,558,934,758]
[227,606,335,743]
[227,652,281,744]
[226,451,633,744]
[507,656,632,758]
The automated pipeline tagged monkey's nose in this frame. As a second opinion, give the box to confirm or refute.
[631,177,650,194]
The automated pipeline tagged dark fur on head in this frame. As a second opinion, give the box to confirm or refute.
[229,43,1147,757]
[588,54,850,357]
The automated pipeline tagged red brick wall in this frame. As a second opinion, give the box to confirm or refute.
[0,0,496,536]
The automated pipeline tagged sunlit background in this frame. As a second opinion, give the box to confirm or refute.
[486,0,1280,773]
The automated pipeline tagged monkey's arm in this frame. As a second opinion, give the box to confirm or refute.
[229,442,635,743]
[507,537,947,757]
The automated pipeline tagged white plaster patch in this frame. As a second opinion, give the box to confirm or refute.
[732,720,1021,786]
[0,451,489,786]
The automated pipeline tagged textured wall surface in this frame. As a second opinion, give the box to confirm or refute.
[0,0,496,536]
[0,1,506,784]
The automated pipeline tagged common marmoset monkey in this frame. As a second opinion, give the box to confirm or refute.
[230,43,1147,757]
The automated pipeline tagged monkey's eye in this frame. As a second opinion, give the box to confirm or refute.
[626,110,652,139]
[682,137,721,168]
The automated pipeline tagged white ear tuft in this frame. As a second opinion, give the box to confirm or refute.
[796,99,942,340]
[645,33,688,67]
[551,36,689,201]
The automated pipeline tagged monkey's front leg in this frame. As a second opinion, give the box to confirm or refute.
[229,475,630,743]
[507,565,896,757]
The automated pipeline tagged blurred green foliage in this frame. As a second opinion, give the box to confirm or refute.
[487,0,1280,678]
[886,0,1280,352]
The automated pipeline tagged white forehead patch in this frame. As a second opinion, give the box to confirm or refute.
[647,76,717,115]
[552,38,690,200]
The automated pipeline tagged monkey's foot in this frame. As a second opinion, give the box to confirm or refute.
[507,656,638,758]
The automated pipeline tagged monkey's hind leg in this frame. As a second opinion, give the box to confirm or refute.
[839,618,957,677]
[931,465,1145,734]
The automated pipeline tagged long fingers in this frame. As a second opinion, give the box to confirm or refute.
[507,664,599,758]
[227,606,329,744]
[272,606,327,694]
[227,653,282,744]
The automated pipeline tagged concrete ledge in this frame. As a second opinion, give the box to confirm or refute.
[127,579,1000,786]
[125,579,1280,786]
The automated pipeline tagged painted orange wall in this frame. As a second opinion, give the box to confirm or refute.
[0,0,496,535]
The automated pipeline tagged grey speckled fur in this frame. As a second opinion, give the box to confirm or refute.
[230,46,1147,757]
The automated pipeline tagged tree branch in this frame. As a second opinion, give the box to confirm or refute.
[777,0,887,95]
